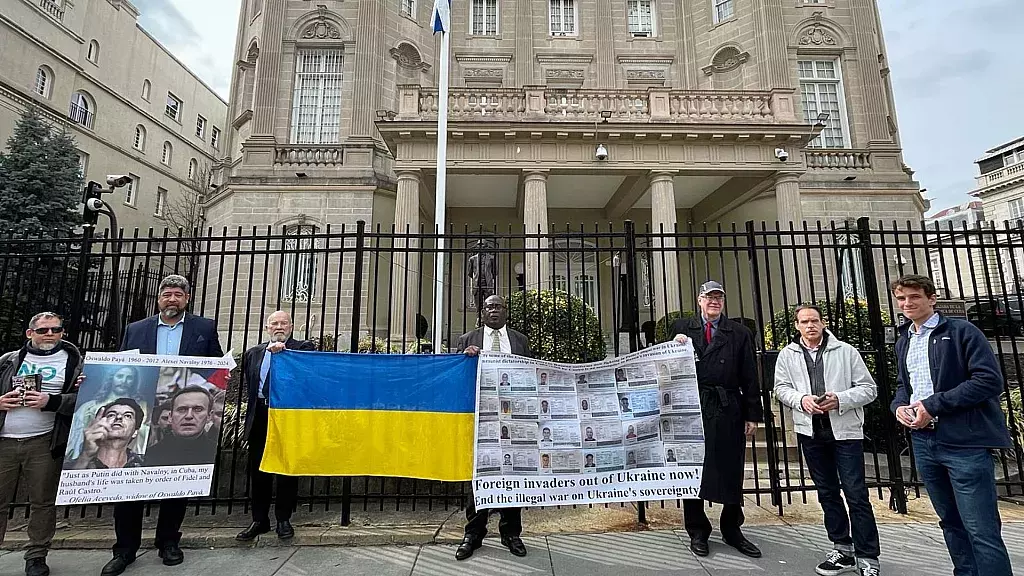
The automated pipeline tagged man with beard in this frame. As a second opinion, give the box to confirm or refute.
[456,295,532,561]
[0,312,83,576]
[144,387,218,466]
[70,399,146,469]
[102,275,223,576]
[671,281,764,559]
[236,311,314,542]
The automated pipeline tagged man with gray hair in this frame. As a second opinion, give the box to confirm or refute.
[102,275,223,576]
[0,312,83,576]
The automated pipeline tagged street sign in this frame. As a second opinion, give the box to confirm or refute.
[934,299,968,319]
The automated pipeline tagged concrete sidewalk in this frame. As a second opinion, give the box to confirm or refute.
[2,522,1023,575]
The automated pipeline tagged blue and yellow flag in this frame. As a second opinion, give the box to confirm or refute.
[261,350,477,481]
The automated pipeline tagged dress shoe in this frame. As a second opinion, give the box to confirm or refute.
[276,520,295,539]
[724,537,762,558]
[25,558,50,576]
[501,535,527,557]
[158,543,184,566]
[100,555,134,576]
[455,536,482,561]
[690,537,710,557]
[236,521,271,541]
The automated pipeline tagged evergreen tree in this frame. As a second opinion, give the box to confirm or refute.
[0,106,83,232]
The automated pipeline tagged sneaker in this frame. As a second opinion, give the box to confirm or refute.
[815,550,858,576]
[860,564,880,576]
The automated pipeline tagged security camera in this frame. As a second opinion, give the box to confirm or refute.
[774,148,789,162]
[106,175,132,188]
[595,143,609,161]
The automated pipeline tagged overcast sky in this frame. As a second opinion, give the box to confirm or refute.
[135,0,1023,217]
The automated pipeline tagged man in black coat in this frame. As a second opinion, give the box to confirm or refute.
[236,311,315,542]
[456,295,532,561]
[670,281,764,559]
[103,275,224,576]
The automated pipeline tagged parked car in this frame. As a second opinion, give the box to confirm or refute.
[967,295,1024,336]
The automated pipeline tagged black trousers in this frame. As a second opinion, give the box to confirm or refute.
[464,498,522,540]
[683,499,745,542]
[249,401,298,523]
[112,499,187,557]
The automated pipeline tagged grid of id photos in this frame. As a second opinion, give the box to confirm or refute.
[475,356,705,476]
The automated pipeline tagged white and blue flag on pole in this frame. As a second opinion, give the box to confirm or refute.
[430,0,451,33]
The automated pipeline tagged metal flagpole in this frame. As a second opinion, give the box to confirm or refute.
[431,0,451,351]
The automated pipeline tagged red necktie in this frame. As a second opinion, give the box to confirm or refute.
[704,322,713,344]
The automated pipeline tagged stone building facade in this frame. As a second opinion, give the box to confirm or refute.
[208,0,925,344]
[0,0,227,233]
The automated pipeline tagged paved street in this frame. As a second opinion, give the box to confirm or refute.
[3,522,1022,576]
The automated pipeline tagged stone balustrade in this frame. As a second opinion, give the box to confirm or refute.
[805,149,873,170]
[977,162,1024,188]
[274,145,345,167]
[397,85,797,124]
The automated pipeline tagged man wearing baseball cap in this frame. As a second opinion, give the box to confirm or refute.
[671,281,764,559]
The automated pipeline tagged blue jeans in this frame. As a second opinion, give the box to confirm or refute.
[912,431,1013,576]
[799,435,880,562]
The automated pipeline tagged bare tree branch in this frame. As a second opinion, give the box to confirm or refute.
[160,163,211,282]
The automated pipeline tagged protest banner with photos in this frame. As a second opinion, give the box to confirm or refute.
[56,352,234,505]
[472,342,704,509]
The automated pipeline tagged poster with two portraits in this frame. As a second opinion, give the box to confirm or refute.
[56,352,234,505]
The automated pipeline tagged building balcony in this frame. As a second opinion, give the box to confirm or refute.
[805,149,873,170]
[395,85,800,125]
[274,145,345,167]
[975,162,1024,193]
[39,0,65,21]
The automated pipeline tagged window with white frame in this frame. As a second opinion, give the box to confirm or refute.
[141,79,151,100]
[400,0,415,17]
[211,127,221,149]
[929,252,945,290]
[76,151,89,177]
[1009,199,1024,222]
[798,59,849,148]
[196,115,206,138]
[1004,149,1024,167]
[35,67,52,98]
[549,0,577,36]
[68,92,94,128]
[188,158,198,180]
[291,49,344,144]
[124,174,138,206]
[551,239,598,308]
[712,0,734,23]
[628,0,654,36]
[165,93,182,121]
[282,224,321,302]
[161,141,172,165]
[133,125,146,151]
[471,0,498,35]
[87,40,99,63]
[155,187,167,217]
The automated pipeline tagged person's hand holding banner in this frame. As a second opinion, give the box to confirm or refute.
[464,345,481,357]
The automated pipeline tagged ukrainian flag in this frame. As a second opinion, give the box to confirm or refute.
[260,350,477,481]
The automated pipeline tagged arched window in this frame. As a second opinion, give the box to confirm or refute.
[551,238,598,308]
[87,40,100,63]
[34,66,52,98]
[133,125,146,151]
[282,224,321,303]
[68,92,94,128]
[141,79,151,100]
[161,141,172,165]
[188,158,198,180]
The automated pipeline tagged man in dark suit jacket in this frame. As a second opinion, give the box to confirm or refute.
[102,275,223,576]
[236,310,315,542]
[456,294,532,561]
[670,281,764,560]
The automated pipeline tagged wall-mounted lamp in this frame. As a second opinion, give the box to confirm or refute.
[513,262,525,291]
[815,112,830,127]
[295,172,307,178]
[600,110,613,122]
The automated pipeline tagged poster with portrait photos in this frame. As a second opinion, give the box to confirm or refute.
[472,342,704,509]
[56,352,234,505]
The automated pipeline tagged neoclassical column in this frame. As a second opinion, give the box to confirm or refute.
[523,170,550,290]
[649,171,681,316]
[390,170,422,341]
[351,0,386,138]
[251,0,286,137]
[775,173,803,226]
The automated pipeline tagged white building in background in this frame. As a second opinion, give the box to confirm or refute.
[972,137,1024,296]
[0,0,227,232]
[924,201,992,299]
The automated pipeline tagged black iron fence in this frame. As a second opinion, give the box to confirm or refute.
[1,217,1022,525]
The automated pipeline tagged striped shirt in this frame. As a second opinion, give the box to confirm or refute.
[907,313,940,404]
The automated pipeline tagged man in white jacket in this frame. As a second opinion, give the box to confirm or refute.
[774,304,880,576]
